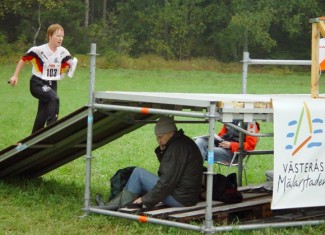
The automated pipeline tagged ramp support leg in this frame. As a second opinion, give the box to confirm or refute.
[84,43,97,215]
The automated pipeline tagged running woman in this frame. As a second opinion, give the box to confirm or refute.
[9,24,76,133]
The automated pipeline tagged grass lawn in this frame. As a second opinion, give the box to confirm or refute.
[1,62,324,234]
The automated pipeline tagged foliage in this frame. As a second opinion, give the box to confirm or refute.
[0,34,11,55]
[0,0,325,61]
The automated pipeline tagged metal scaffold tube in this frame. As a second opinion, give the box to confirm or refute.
[82,43,324,233]
[247,59,311,65]
[224,122,273,137]
[204,102,217,231]
[88,207,325,233]
[241,51,311,94]
[93,103,209,119]
[84,43,97,215]
[88,208,204,232]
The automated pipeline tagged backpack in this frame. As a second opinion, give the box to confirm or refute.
[211,173,243,203]
[108,166,136,201]
[201,167,243,203]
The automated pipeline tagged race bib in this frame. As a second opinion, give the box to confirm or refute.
[42,62,61,80]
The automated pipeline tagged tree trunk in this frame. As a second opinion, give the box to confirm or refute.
[84,0,89,27]
[103,0,107,22]
[90,0,95,23]
[33,4,41,46]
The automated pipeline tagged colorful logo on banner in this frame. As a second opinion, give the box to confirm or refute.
[285,102,323,156]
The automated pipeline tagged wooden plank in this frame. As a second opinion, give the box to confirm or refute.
[238,183,266,192]
[244,206,325,224]
[118,191,270,217]
[168,197,272,221]
[318,21,325,38]
[143,193,270,220]
[143,192,269,216]
[119,201,222,215]
[311,22,320,98]
[117,184,325,225]
[118,185,272,224]
[143,201,221,217]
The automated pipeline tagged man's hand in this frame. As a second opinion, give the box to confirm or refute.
[219,141,230,149]
[133,197,142,204]
[8,76,18,86]
[159,145,166,151]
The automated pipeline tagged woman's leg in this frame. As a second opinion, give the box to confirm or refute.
[195,136,233,163]
[195,137,209,160]
[214,147,234,163]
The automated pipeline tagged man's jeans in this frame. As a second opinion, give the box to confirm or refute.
[125,167,183,207]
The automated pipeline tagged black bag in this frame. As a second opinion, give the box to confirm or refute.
[201,170,243,203]
[108,166,136,201]
[212,173,243,203]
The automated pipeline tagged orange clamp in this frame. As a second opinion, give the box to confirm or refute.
[140,107,150,114]
[138,215,148,223]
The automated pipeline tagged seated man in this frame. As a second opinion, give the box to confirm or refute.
[96,116,203,210]
[195,121,259,163]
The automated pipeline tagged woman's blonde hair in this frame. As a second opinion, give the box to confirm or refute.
[47,24,64,41]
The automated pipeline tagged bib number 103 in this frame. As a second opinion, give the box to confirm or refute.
[47,68,58,77]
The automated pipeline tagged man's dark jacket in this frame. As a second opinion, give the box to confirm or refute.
[142,129,203,208]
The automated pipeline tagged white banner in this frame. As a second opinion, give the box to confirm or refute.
[272,98,325,209]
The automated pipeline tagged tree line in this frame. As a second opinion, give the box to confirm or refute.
[0,0,324,62]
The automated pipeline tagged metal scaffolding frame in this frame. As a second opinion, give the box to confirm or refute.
[83,43,325,234]
[241,52,311,94]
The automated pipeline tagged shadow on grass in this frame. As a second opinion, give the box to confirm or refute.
[0,176,84,204]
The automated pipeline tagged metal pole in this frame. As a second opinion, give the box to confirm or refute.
[242,52,249,94]
[248,59,311,65]
[88,207,324,233]
[223,122,273,137]
[241,53,310,96]
[93,103,209,119]
[237,121,245,186]
[204,102,217,233]
[83,43,97,215]
[89,208,204,232]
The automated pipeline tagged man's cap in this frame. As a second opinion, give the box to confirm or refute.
[154,116,177,135]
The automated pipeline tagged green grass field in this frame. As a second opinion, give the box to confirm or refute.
[1,62,324,234]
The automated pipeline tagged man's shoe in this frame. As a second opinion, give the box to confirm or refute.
[95,193,106,206]
[106,189,138,209]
